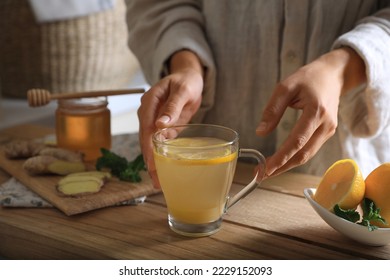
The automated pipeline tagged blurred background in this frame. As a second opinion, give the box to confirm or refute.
[0,0,147,134]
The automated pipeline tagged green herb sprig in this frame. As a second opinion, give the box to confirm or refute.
[334,198,387,231]
[96,148,146,182]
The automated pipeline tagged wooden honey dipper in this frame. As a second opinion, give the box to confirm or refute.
[27,88,146,107]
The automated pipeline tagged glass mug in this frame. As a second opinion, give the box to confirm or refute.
[153,124,266,237]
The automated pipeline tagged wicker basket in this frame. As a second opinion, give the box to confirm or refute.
[0,0,138,98]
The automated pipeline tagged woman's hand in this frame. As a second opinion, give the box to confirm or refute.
[256,47,366,177]
[137,50,204,187]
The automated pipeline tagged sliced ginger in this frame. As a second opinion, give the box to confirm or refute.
[56,171,111,196]
[4,139,114,197]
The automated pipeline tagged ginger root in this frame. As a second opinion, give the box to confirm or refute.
[4,140,45,159]
[67,170,111,178]
[5,139,87,176]
[56,171,110,196]
[23,155,86,175]
[4,140,84,162]
[38,147,83,162]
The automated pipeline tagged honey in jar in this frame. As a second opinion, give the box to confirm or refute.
[55,97,111,161]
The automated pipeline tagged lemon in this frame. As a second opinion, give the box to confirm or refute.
[364,163,390,228]
[313,159,365,211]
[157,137,237,165]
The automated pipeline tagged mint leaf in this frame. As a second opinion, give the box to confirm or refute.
[334,198,388,232]
[358,219,378,232]
[334,205,360,223]
[357,198,387,232]
[96,149,146,182]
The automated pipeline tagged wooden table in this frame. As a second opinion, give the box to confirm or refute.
[0,124,389,260]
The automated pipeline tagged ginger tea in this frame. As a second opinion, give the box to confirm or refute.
[56,98,111,161]
[153,124,266,237]
[154,137,238,224]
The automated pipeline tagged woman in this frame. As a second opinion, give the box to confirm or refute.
[126,0,390,184]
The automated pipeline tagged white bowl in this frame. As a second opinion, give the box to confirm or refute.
[304,188,390,246]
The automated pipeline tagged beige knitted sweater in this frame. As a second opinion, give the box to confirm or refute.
[0,0,137,98]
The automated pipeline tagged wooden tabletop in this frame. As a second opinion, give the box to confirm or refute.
[0,124,389,260]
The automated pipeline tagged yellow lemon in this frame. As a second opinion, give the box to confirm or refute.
[313,159,365,211]
[364,163,390,228]
[157,137,237,165]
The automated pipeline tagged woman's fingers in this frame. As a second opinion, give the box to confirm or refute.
[256,84,294,136]
[257,59,340,177]
[137,71,203,188]
[265,115,336,177]
[137,87,165,187]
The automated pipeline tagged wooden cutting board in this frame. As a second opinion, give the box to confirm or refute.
[0,133,161,216]
[0,150,160,215]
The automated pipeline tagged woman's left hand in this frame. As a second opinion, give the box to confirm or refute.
[256,47,366,177]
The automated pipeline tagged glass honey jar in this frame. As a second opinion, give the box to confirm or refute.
[55,97,111,161]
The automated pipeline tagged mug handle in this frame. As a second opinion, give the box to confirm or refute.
[226,148,266,210]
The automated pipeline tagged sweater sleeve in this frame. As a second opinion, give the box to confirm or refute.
[126,0,216,121]
[333,7,390,138]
